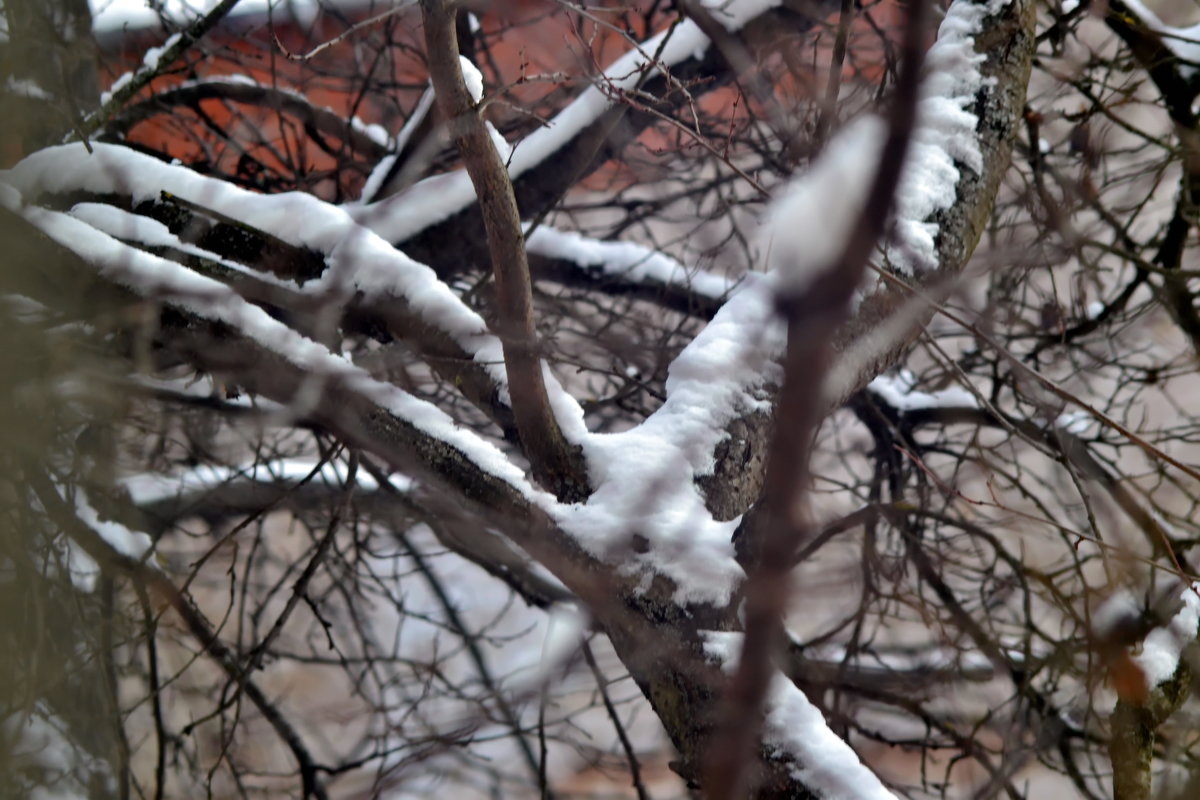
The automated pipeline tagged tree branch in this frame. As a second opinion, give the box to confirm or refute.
[420,0,589,502]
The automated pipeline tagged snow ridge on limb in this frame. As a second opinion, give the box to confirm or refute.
[553,273,781,607]
[357,0,785,243]
[525,225,737,301]
[1118,0,1200,77]
[767,0,1018,285]
[0,187,546,506]
[885,0,1018,275]
[553,0,1030,601]
[1,143,590,442]
[704,0,1036,521]
[767,117,887,293]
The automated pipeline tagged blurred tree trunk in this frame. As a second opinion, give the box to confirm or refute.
[1,0,98,160]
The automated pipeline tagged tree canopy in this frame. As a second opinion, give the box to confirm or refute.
[3,0,1200,798]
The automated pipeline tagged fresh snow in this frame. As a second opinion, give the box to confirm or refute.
[124,458,413,506]
[90,0,357,32]
[0,176,552,506]
[21,0,1009,627]
[459,55,485,104]
[702,631,898,800]
[1136,584,1200,688]
[68,201,300,287]
[766,117,885,292]
[554,273,782,606]
[99,30,181,106]
[356,0,784,241]
[75,489,154,561]
[1,143,594,431]
[885,0,1010,273]
[526,225,737,300]
[1092,584,1200,698]
[1121,1,1200,76]
[764,0,1010,280]
[866,369,979,411]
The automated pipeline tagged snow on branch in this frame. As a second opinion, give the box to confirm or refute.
[124,458,412,508]
[766,0,1012,281]
[1119,0,1200,76]
[866,369,979,411]
[702,631,897,800]
[525,224,738,305]
[1133,586,1200,689]
[359,0,785,243]
[2,143,590,437]
[82,0,243,139]
[1,183,546,507]
[554,273,782,606]
[766,117,885,292]
[1095,584,1200,697]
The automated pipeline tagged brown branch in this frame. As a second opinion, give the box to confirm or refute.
[420,0,588,502]
[398,2,841,272]
[26,470,333,800]
[701,0,1038,522]
[703,0,932,795]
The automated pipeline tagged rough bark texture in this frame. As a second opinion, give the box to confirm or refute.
[1109,663,1191,800]
[0,0,1041,796]
[699,0,1038,520]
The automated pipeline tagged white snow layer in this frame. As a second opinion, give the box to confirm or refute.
[0,142,591,425]
[90,0,339,32]
[3,141,746,605]
[525,225,737,300]
[19,0,1007,616]
[866,369,978,411]
[124,458,413,505]
[0,176,552,507]
[554,273,782,606]
[767,117,885,292]
[356,0,784,241]
[75,489,153,561]
[766,0,1008,281]
[459,55,485,104]
[1120,1,1200,76]
[98,30,181,106]
[702,631,897,800]
[1136,584,1200,688]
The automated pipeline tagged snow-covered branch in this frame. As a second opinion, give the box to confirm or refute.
[705,0,1036,521]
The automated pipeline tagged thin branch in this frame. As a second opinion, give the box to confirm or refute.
[79,0,245,140]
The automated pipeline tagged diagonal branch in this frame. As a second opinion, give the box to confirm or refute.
[704,0,1038,522]
[79,0,245,140]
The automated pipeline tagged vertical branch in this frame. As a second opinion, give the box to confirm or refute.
[705,1,931,797]
[419,0,589,502]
